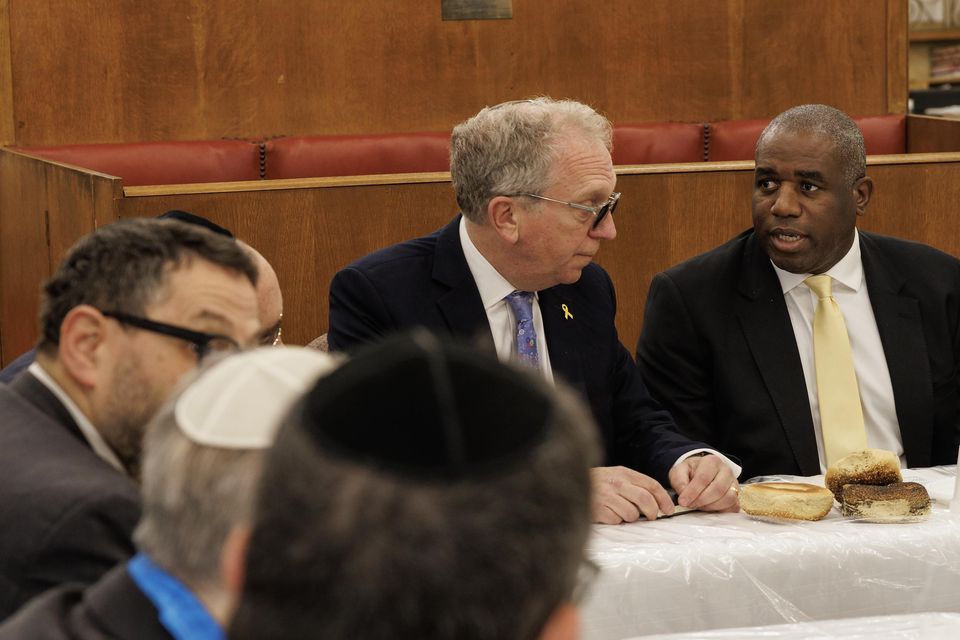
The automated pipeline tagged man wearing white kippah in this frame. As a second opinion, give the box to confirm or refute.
[0,347,339,640]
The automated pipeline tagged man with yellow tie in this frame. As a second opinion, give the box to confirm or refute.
[638,104,960,481]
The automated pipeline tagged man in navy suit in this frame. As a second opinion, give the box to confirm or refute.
[637,104,960,481]
[328,98,740,524]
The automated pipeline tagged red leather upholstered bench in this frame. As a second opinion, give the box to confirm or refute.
[12,140,262,186]
[706,115,907,162]
[8,116,909,187]
[263,125,707,179]
[612,122,706,164]
[262,132,452,179]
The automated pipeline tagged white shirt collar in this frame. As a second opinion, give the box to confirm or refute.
[772,228,864,295]
[459,216,532,305]
[27,362,126,473]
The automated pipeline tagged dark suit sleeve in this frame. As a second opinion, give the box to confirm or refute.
[609,342,707,483]
[328,266,397,352]
[637,271,717,447]
[952,265,960,447]
[587,270,705,484]
[15,492,137,614]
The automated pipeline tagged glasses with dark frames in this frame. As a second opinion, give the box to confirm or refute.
[100,310,241,361]
[513,192,621,229]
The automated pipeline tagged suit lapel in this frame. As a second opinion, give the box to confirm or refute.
[736,235,821,475]
[432,217,497,352]
[539,288,586,392]
[9,371,86,445]
[860,233,933,465]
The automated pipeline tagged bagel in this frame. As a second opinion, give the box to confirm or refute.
[840,482,931,521]
[739,482,834,521]
[824,449,901,501]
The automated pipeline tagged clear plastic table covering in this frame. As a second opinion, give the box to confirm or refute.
[581,466,960,640]
[628,612,960,639]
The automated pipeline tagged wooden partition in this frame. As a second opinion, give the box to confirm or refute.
[907,114,960,152]
[0,150,122,363]
[4,148,960,365]
[0,0,906,146]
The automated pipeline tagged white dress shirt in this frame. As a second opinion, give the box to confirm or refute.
[459,217,555,383]
[27,362,126,472]
[772,229,904,471]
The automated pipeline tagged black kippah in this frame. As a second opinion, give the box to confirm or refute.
[301,331,552,480]
[157,210,234,238]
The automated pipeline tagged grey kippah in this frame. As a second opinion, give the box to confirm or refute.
[299,331,553,479]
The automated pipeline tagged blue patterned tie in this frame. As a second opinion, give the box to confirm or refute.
[505,291,539,368]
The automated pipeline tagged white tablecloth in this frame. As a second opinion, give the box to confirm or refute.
[582,466,960,640]
[628,612,960,639]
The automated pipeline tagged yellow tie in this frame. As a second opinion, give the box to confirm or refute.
[805,275,868,466]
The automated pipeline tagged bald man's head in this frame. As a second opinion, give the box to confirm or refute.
[241,242,284,346]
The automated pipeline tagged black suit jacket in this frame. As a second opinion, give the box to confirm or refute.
[637,229,960,480]
[0,373,141,621]
[0,565,171,640]
[328,216,709,483]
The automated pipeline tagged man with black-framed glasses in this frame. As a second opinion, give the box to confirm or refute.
[0,218,260,621]
[329,97,741,527]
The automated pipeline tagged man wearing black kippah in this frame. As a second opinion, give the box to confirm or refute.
[230,333,599,640]
[328,98,741,524]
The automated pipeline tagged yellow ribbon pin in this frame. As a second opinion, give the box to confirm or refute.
[561,304,573,320]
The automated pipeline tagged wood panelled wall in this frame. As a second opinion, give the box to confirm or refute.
[0,0,906,146]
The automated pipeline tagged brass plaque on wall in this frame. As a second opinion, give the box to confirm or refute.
[442,0,513,21]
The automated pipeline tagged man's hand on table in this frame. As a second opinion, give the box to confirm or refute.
[590,466,676,524]
[669,454,740,513]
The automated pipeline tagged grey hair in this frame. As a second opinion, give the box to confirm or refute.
[756,104,866,185]
[230,377,600,640]
[133,386,264,591]
[450,97,613,223]
[38,218,257,355]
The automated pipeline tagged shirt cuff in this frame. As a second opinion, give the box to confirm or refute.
[673,448,742,479]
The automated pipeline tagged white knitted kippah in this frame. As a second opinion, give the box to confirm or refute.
[174,346,340,449]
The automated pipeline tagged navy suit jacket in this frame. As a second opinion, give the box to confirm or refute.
[638,229,960,481]
[0,372,140,621]
[0,350,33,384]
[328,216,710,483]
